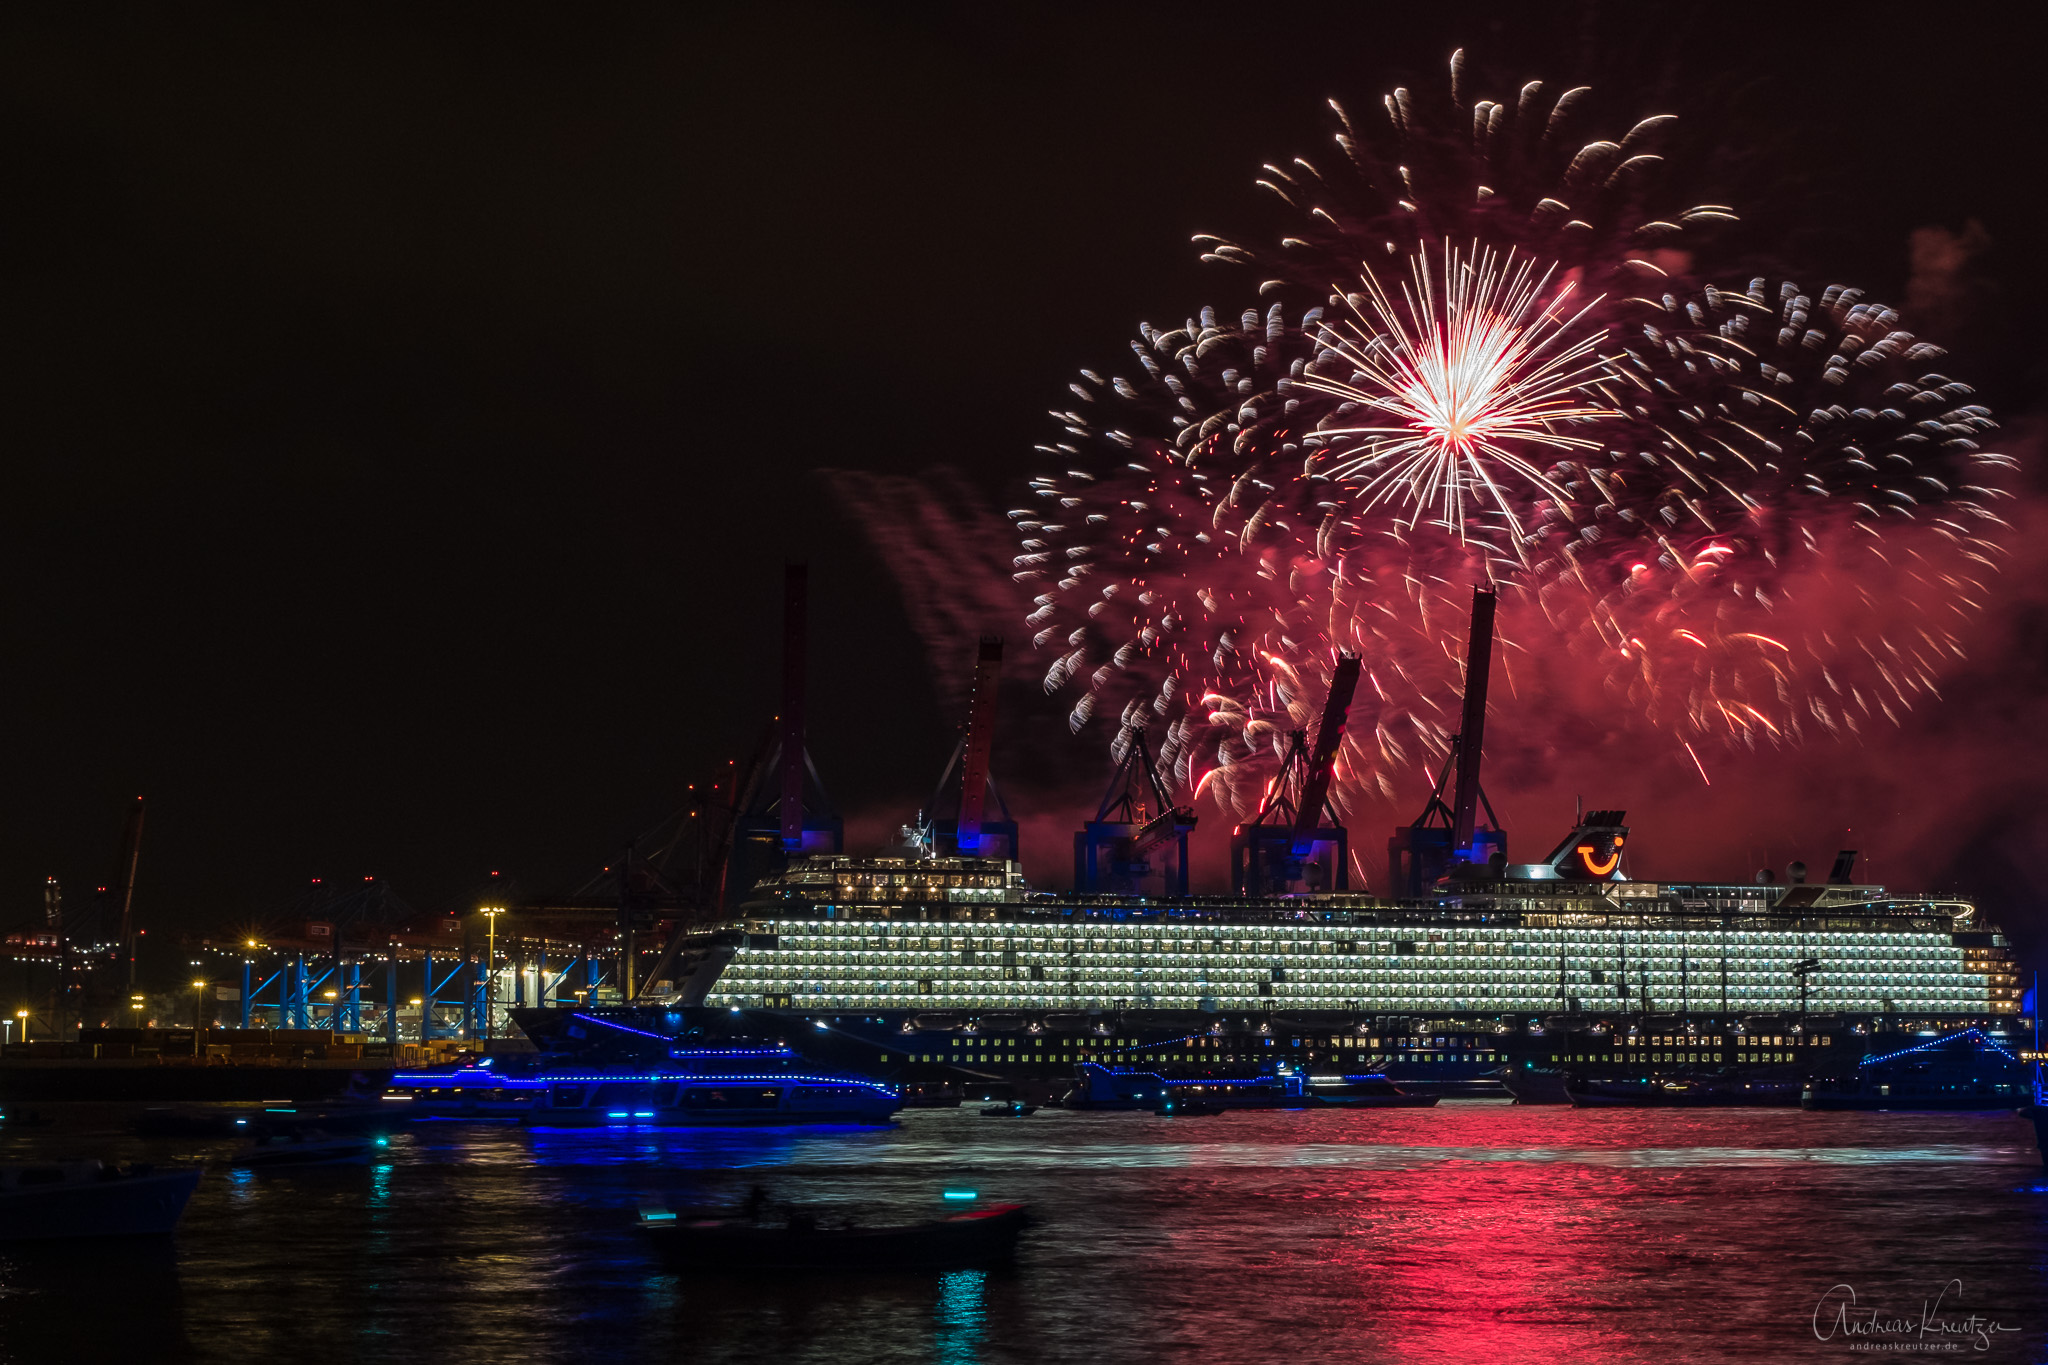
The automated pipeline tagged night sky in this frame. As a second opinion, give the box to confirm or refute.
[2,5,2043,976]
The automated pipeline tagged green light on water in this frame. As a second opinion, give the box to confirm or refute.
[942,1191,978,1201]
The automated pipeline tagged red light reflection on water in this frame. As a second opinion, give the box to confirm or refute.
[1130,1105,2042,1364]
[1322,1155,1649,1363]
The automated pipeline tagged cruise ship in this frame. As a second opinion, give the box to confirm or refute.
[553,804,2026,1101]
[686,829,2014,1021]
[530,583,2029,1102]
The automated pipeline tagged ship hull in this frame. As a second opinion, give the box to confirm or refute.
[509,1005,2032,1117]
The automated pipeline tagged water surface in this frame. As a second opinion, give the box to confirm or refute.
[3,1102,2042,1363]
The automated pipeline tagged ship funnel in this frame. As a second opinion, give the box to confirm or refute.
[1528,809,1629,882]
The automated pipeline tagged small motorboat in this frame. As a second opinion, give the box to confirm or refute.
[0,1162,203,1241]
[379,1065,540,1121]
[258,1073,417,1134]
[1500,1069,1572,1105]
[132,1106,254,1138]
[980,1101,1038,1117]
[1567,1073,1802,1108]
[1307,1075,1441,1108]
[230,1129,375,1168]
[898,1086,964,1109]
[642,1201,1031,1271]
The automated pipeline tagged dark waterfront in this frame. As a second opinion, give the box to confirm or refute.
[2,1103,2042,1364]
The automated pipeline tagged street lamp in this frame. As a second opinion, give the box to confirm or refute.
[15,1008,27,1044]
[192,980,207,1056]
[480,907,506,1043]
[130,994,145,1029]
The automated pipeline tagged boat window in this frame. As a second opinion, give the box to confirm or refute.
[550,1085,587,1107]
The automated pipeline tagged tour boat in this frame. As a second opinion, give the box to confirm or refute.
[526,1067,899,1127]
[1801,1028,2036,1110]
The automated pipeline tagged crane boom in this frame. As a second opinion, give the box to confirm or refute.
[1292,654,1361,832]
[954,637,1003,852]
[1449,588,1496,854]
[1130,806,1192,857]
[116,795,145,989]
[778,564,807,851]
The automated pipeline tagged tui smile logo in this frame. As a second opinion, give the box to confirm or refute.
[1576,834,1623,878]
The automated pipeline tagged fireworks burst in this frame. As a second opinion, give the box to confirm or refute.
[1541,275,2012,746]
[1303,243,1614,545]
[1018,53,2014,821]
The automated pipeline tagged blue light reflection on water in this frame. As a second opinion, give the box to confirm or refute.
[0,1103,2042,1365]
[933,1269,987,1365]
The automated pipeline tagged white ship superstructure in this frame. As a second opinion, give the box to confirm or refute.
[691,842,2020,1021]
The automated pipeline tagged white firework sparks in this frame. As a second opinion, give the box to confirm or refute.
[1303,243,1616,544]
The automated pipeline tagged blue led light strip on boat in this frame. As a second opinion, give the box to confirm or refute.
[396,1070,894,1097]
[1858,1026,2019,1068]
[539,1073,897,1097]
[570,1013,680,1042]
